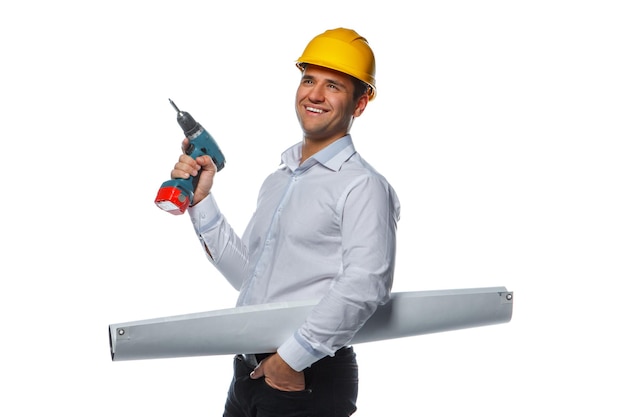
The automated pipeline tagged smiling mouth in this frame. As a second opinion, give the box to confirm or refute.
[305,106,325,114]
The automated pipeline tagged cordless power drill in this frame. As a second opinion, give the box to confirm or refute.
[154,99,226,215]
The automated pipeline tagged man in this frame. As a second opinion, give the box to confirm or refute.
[170,28,400,417]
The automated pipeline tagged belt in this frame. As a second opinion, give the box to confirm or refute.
[240,352,272,369]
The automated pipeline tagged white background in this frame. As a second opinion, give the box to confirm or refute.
[1,1,624,415]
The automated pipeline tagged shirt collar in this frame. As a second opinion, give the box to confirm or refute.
[281,135,356,172]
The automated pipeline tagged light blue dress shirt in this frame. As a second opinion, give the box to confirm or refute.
[188,135,400,371]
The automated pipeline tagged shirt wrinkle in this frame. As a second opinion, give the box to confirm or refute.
[189,134,400,371]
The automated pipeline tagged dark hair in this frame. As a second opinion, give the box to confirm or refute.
[351,78,370,101]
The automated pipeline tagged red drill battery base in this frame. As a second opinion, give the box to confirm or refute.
[155,185,191,215]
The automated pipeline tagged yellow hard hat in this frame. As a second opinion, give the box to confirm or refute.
[296,28,377,100]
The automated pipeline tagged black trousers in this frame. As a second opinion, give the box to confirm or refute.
[223,347,358,417]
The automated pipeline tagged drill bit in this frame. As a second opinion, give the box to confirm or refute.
[169,98,181,113]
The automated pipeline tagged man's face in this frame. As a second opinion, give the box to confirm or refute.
[295,64,367,143]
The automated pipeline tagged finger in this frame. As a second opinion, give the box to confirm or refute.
[196,155,216,170]
[174,161,198,175]
[171,159,200,179]
[250,363,264,379]
[179,153,200,167]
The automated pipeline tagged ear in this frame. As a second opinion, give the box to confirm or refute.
[353,94,369,118]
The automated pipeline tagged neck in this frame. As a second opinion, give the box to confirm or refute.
[300,134,345,163]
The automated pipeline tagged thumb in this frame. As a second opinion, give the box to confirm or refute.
[198,155,216,170]
[250,362,265,379]
[250,364,264,379]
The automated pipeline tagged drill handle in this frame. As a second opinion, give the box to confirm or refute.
[185,128,226,172]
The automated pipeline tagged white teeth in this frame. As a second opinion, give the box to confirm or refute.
[306,107,323,113]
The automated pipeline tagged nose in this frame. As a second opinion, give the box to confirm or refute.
[307,83,325,103]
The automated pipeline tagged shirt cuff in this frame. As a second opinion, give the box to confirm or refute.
[277,333,326,372]
[188,194,220,233]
